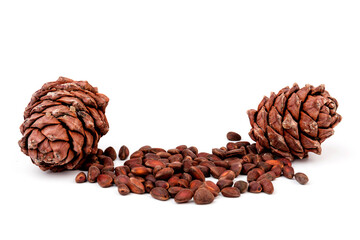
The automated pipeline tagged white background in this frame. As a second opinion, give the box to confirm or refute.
[1,1,359,239]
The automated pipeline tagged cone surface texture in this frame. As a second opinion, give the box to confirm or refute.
[19,77,109,171]
[247,83,341,160]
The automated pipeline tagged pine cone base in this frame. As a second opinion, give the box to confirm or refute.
[247,83,341,160]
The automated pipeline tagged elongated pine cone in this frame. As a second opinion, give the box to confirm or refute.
[18,77,109,171]
[247,83,342,160]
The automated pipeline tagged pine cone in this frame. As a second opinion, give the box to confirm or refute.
[18,77,109,171]
[247,83,342,160]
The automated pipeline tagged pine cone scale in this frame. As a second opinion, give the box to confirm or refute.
[268,107,283,134]
[38,139,51,153]
[27,129,45,149]
[57,115,84,134]
[68,131,84,154]
[84,131,95,154]
[283,131,303,153]
[31,114,59,129]
[299,112,318,138]
[287,93,301,120]
[49,141,69,161]
[267,126,289,152]
[41,124,69,141]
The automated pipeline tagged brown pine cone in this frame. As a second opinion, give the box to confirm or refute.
[247,83,342,160]
[18,77,109,171]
